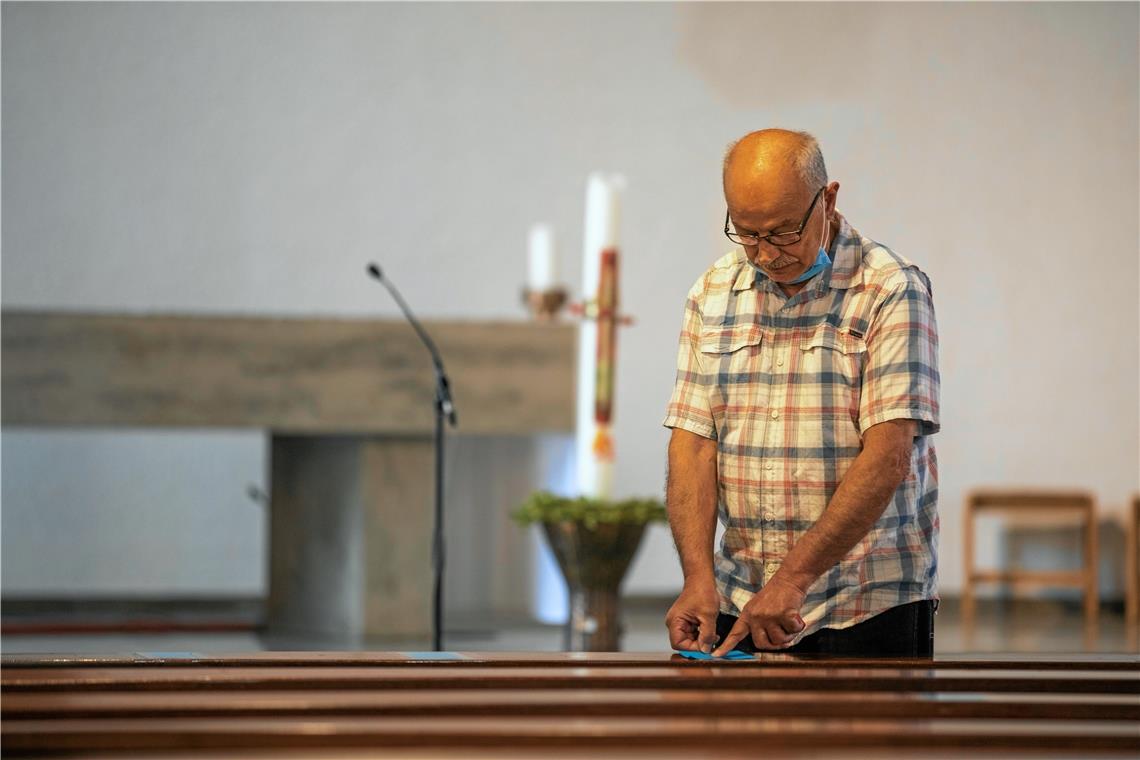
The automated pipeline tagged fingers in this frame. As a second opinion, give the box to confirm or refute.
[672,620,719,653]
[695,603,808,657]
[779,611,806,636]
[735,625,778,652]
[668,614,718,652]
[756,611,805,648]
[710,620,748,658]
[697,615,720,654]
[666,616,697,650]
[765,611,806,647]
[763,624,792,648]
[712,617,803,656]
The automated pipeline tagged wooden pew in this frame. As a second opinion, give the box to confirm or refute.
[4,652,1138,756]
[5,715,1140,754]
[6,688,1138,721]
[6,650,1139,669]
[5,664,1137,694]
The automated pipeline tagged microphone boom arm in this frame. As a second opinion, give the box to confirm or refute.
[367,263,457,426]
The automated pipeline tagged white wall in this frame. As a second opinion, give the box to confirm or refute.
[3,2,1137,601]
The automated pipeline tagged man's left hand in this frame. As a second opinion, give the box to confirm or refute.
[710,575,807,656]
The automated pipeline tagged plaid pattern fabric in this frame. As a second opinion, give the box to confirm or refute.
[663,213,940,641]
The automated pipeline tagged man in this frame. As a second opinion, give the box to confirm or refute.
[663,129,940,658]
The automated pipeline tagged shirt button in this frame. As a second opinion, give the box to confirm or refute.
[764,461,773,471]
[776,357,784,367]
[770,410,779,420]
[763,511,774,520]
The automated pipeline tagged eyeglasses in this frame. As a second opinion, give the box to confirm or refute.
[724,186,826,247]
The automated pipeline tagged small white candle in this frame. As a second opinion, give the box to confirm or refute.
[527,224,557,291]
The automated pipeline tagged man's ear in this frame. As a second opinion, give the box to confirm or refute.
[826,181,841,216]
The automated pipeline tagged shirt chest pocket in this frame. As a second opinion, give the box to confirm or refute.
[797,324,866,421]
[698,324,764,424]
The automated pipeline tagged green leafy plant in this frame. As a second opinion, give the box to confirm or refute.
[511,490,667,531]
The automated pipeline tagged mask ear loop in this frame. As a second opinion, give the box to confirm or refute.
[820,191,830,253]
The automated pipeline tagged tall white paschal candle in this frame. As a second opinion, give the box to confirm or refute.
[527,223,557,291]
[577,173,624,500]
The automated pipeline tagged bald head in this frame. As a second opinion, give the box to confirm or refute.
[723,129,828,207]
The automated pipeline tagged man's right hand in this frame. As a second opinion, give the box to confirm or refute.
[665,576,722,653]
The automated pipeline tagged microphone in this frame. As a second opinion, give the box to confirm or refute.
[366,263,457,426]
[366,262,455,653]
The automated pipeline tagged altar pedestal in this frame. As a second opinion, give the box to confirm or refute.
[268,435,436,639]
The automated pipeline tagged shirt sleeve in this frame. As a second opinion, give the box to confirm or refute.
[662,279,717,440]
[858,270,941,436]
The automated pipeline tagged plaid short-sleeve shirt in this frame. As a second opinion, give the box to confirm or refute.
[663,213,940,640]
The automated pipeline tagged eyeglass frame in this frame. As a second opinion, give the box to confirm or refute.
[723,186,827,248]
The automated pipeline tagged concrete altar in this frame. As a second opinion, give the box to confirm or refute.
[1,311,576,638]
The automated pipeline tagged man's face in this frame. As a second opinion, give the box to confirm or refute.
[726,176,835,284]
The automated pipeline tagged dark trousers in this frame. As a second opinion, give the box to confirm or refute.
[716,599,936,658]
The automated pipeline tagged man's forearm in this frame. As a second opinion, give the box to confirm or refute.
[775,422,913,593]
[666,430,719,584]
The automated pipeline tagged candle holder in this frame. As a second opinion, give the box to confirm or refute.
[522,286,569,322]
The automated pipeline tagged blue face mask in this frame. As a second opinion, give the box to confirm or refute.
[786,246,831,283]
[750,202,832,284]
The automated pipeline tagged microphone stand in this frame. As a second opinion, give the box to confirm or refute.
[366,263,457,652]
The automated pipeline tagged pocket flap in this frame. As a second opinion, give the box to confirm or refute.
[698,324,763,354]
[801,324,866,354]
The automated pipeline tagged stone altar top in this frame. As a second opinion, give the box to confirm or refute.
[1,311,575,435]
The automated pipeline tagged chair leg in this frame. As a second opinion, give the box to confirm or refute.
[963,502,976,646]
[1083,507,1098,651]
[1127,500,1139,651]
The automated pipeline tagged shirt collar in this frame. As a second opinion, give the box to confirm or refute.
[731,256,756,291]
[826,213,862,290]
[731,211,862,292]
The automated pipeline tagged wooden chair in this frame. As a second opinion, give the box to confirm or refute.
[962,490,1099,648]
[1125,494,1140,650]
